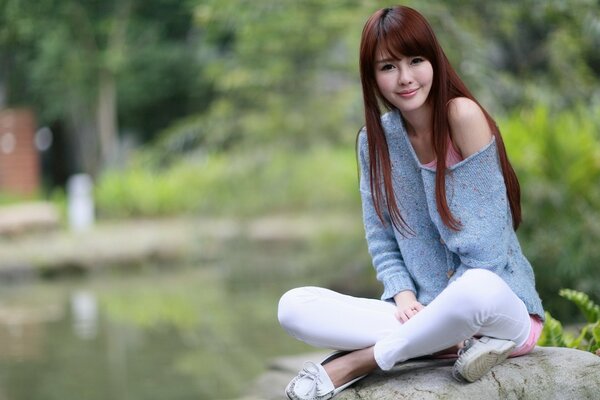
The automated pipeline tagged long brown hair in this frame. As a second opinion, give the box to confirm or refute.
[358,6,521,233]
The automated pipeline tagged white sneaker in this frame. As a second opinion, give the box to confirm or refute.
[285,352,366,400]
[452,336,516,382]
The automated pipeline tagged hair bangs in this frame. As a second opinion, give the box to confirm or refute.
[375,10,436,63]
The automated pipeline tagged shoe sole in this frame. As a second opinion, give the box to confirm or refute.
[458,341,515,382]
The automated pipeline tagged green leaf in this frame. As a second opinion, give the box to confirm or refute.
[538,311,568,348]
[559,289,600,323]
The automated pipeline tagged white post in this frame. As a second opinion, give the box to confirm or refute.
[67,173,95,231]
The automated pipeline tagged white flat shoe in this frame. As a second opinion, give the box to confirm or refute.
[453,336,516,382]
[285,351,366,400]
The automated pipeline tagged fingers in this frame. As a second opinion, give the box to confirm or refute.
[395,302,424,323]
[405,307,418,319]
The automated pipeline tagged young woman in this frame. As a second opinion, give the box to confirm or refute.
[278,6,544,400]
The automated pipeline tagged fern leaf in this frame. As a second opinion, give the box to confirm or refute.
[570,325,587,350]
[559,289,600,323]
[590,321,600,352]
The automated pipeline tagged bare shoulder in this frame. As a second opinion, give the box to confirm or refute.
[447,97,493,158]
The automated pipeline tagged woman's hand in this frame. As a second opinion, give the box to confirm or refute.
[393,290,424,323]
[395,300,424,322]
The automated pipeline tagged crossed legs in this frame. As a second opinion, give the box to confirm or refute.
[278,269,531,386]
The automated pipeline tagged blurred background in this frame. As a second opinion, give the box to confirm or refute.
[0,0,599,398]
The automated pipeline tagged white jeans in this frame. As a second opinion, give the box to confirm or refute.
[278,268,531,370]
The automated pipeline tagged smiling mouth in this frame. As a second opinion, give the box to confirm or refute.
[398,89,418,97]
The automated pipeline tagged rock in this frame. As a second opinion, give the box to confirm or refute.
[0,202,59,236]
[250,347,600,400]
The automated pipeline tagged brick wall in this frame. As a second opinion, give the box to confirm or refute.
[0,109,40,196]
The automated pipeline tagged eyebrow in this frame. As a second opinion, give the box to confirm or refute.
[375,57,399,64]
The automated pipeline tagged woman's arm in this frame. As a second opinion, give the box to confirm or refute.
[357,130,417,304]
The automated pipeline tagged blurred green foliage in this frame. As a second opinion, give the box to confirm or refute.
[501,106,600,317]
[96,145,359,218]
[538,289,600,353]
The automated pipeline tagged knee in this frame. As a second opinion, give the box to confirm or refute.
[277,287,312,334]
[453,269,509,307]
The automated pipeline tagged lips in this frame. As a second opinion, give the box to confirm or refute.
[397,88,418,97]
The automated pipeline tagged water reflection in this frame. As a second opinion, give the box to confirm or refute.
[0,266,313,399]
[0,302,62,362]
[71,290,98,340]
[0,230,369,399]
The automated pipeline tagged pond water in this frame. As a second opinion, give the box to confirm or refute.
[0,232,375,400]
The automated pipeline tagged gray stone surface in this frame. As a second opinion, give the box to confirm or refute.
[250,347,600,400]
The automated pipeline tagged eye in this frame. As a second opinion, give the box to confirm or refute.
[410,57,426,65]
[379,63,395,71]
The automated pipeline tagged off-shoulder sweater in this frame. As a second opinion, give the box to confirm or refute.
[358,109,545,320]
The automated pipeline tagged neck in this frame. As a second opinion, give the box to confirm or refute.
[401,105,432,138]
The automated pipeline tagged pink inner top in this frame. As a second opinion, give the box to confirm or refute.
[423,138,463,168]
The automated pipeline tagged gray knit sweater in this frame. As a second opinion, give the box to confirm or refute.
[358,110,545,320]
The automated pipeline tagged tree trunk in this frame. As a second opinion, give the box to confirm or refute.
[97,69,118,169]
[0,80,6,110]
[0,56,7,109]
[67,98,98,177]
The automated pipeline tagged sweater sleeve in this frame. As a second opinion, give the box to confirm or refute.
[358,130,416,301]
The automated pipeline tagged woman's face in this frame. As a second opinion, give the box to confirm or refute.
[374,49,433,116]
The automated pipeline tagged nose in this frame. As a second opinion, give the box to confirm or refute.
[397,66,413,85]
